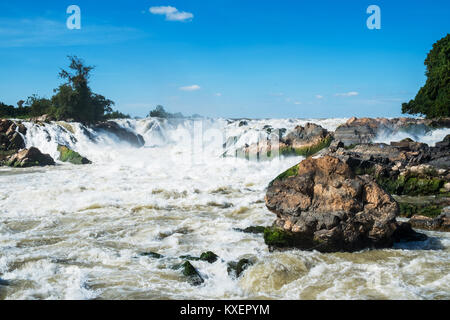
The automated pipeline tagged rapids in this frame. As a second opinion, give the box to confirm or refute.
[0,117,449,300]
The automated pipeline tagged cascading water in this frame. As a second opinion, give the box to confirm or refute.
[0,117,449,300]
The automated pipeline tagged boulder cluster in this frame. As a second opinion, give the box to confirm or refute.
[264,117,450,252]
[0,118,94,168]
[0,119,54,167]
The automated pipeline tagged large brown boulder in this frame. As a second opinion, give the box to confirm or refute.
[6,147,55,168]
[265,155,424,252]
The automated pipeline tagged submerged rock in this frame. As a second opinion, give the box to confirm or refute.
[5,147,55,168]
[57,144,91,165]
[409,213,450,232]
[265,155,425,252]
[392,222,428,242]
[235,226,267,234]
[227,259,254,278]
[179,251,219,263]
[199,251,219,263]
[139,251,164,259]
[181,261,204,286]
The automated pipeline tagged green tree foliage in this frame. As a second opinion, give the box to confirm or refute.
[0,101,31,118]
[148,105,184,118]
[51,56,115,122]
[103,110,131,120]
[26,95,52,117]
[402,34,450,118]
[1,56,126,122]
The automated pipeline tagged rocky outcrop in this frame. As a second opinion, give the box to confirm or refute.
[334,117,449,147]
[0,119,26,155]
[1,119,26,164]
[265,156,426,252]
[57,144,91,165]
[1,119,55,168]
[280,123,333,157]
[230,123,332,160]
[320,134,450,231]
[93,121,145,148]
[5,147,55,167]
[31,114,55,124]
[324,136,450,197]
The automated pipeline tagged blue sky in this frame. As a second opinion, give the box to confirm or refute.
[0,0,449,118]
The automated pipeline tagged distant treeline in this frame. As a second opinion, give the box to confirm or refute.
[0,102,31,119]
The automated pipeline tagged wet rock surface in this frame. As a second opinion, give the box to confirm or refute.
[265,156,422,252]
[57,144,92,165]
[229,122,333,159]
[5,147,55,167]
[333,117,449,147]
[1,119,55,167]
[93,121,145,147]
[409,213,450,232]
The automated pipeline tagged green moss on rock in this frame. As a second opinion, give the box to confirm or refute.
[269,164,299,186]
[227,259,254,278]
[199,251,219,263]
[263,227,297,247]
[57,144,91,165]
[181,261,204,286]
[398,202,443,218]
[280,136,333,158]
[377,174,445,196]
[238,226,267,234]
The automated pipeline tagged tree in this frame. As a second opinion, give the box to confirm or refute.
[148,105,184,118]
[402,34,450,118]
[26,95,52,117]
[51,56,115,122]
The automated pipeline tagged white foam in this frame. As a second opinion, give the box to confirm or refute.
[1,117,448,300]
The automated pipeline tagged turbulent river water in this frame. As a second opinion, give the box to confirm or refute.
[0,117,449,300]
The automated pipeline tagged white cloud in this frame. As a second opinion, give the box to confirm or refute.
[335,91,359,97]
[316,95,324,99]
[180,85,201,91]
[149,6,194,22]
[294,101,302,105]
[215,93,222,97]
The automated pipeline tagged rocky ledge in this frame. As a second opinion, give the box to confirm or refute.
[334,117,450,146]
[265,132,450,250]
[93,121,145,148]
[265,156,426,252]
[228,122,333,160]
[1,119,55,168]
